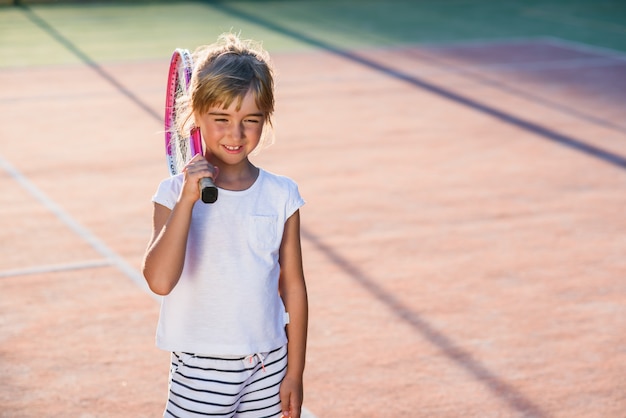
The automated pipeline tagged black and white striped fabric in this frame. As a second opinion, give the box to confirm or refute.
[164,345,287,417]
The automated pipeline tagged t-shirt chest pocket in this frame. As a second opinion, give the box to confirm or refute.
[248,215,279,250]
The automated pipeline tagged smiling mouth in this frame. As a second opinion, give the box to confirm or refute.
[224,145,242,151]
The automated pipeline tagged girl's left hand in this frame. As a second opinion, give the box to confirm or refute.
[279,375,303,418]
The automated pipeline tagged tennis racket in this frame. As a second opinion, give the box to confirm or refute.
[164,48,218,204]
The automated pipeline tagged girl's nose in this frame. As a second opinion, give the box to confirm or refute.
[231,122,244,140]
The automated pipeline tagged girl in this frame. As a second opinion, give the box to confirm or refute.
[142,33,307,418]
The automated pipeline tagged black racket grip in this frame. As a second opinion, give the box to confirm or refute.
[200,177,218,203]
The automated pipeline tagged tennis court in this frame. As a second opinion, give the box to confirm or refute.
[1,1,625,417]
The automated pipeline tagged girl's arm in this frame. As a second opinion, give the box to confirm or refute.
[142,155,214,295]
[141,199,194,295]
[278,209,308,418]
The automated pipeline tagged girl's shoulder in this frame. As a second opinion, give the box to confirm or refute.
[258,169,305,213]
[152,173,184,209]
[259,168,300,190]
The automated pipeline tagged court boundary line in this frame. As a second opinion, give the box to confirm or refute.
[422,56,624,73]
[0,259,111,279]
[417,35,626,60]
[0,154,156,299]
[415,35,552,49]
[542,36,626,62]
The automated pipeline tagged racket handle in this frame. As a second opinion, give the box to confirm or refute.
[199,177,218,203]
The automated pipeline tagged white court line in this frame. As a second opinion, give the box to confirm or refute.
[0,259,111,279]
[417,35,550,49]
[301,408,316,418]
[0,154,156,300]
[443,56,623,72]
[424,35,626,62]
[542,36,626,62]
[417,35,626,61]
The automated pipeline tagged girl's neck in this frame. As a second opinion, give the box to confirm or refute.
[214,160,259,191]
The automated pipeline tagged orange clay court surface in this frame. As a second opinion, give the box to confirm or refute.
[1,10,626,418]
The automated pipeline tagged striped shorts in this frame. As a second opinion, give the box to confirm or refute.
[164,345,287,418]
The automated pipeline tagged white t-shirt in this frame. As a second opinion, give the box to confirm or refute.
[151,168,305,355]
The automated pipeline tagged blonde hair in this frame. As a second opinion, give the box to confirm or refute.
[177,33,275,152]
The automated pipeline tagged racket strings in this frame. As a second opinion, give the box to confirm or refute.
[168,65,195,174]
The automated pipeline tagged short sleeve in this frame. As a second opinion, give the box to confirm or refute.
[286,179,305,220]
[151,175,182,209]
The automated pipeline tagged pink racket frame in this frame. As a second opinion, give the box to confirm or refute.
[164,48,203,176]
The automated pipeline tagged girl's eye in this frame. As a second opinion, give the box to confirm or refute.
[245,119,260,124]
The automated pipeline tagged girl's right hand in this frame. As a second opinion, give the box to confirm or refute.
[180,154,219,203]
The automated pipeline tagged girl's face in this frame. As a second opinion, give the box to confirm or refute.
[195,89,265,167]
